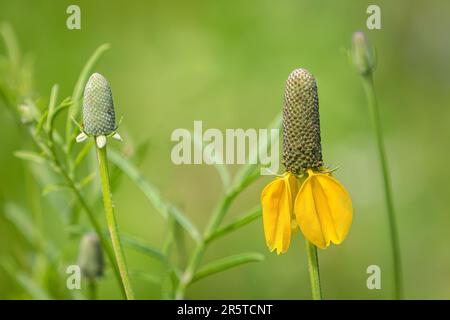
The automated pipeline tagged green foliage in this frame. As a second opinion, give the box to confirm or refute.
[0,25,272,299]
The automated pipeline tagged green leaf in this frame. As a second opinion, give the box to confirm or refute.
[48,97,71,135]
[3,203,59,262]
[42,183,70,196]
[192,253,264,283]
[16,272,52,300]
[205,206,261,243]
[45,84,59,132]
[3,203,36,244]
[77,172,96,189]
[1,259,53,300]
[14,150,47,165]
[108,149,201,242]
[66,43,110,141]
[129,271,161,286]
[120,234,164,261]
[0,23,20,69]
[34,109,48,136]
[74,139,94,168]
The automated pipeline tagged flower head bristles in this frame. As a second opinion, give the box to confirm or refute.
[261,68,353,253]
[76,73,122,148]
[283,69,323,174]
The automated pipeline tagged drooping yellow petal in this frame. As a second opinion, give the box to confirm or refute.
[261,173,298,254]
[294,171,352,249]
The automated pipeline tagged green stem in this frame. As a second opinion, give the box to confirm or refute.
[42,134,126,298]
[175,243,205,299]
[361,74,403,299]
[87,280,97,300]
[305,241,322,300]
[96,146,134,300]
[174,161,261,299]
[175,191,237,300]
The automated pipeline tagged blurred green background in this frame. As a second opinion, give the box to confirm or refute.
[1,0,450,299]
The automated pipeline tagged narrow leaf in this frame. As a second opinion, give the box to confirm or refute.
[16,272,52,300]
[129,271,161,286]
[48,99,71,134]
[77,172,96,189]
[108,149,201,242]
[34,110,48,136]
[206,206,261,243]
[120,234,164,261]
[14,150,46,165]
[45,84,59,132]
[192,253,264,283]
[66,43,110,141]
[74,139,94,168]
[0,23,20,69]
[42,183,70,196]
[3,203,59,262]
[1,259,53,300]
[3,203,36,244]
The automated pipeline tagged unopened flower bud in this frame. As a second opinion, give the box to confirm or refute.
[351,31,376,75]
[82,73,116,136]
[18,104,34,124]
[77,233,104,280]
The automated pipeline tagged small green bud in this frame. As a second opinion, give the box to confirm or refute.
[77,233,104,280]
[18,104,34,124]
[82,73,116,136]
[351,31,376,75]
[282,68,323,174]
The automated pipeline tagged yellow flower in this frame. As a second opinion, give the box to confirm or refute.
[262,68,353,253]
[295,169,352,249]
[262,170,352,252]
[261,173,298,254]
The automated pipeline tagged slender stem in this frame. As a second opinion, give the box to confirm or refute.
[87,280,97,300]
[175,191,237,299]
[68,177,126,297]
[174,164,261,299]
[204,191,237,238]
[43,136,125,298]
[305,241,322,300]
[361,74,403,299]
[96,146,134,300]
[175,243,205,299]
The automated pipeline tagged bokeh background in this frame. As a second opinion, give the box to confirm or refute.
[1,0,450,299]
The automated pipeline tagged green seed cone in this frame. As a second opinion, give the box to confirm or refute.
[282,68,323,174]
[82,73,116,136]
[77,233,104,280]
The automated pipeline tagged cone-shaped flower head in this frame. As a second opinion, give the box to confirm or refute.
[76,73,122,148]
[261,68,352,253]
[283,69,323,174]
[82,73,116,136]
[77,233,104,281]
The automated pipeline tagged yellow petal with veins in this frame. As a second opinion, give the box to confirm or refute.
[294,171,352,249]
[261,173,298,254]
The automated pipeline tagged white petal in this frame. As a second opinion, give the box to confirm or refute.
[76,132,88,143]
[96,135,107,148]
[112,132,123,141]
